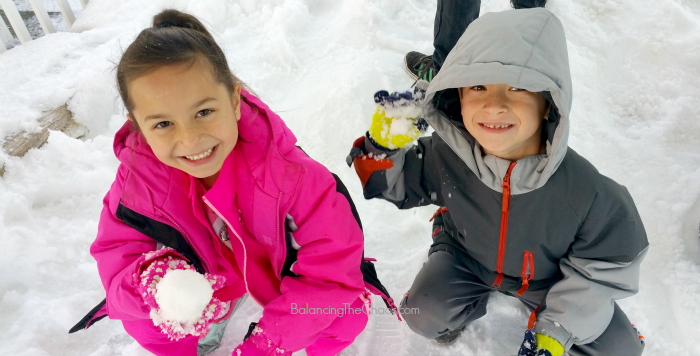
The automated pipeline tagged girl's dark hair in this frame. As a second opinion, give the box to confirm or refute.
[117,9,250,129]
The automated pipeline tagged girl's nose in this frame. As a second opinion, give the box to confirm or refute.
[177,123,202,148]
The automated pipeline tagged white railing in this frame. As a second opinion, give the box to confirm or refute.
[0,0,87,53]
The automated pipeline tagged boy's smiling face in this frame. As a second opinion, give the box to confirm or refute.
[127,59,241,189]
[459,84,550,161]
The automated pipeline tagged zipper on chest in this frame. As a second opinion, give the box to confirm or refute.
[492,162,517,289]
[202,197,263,307]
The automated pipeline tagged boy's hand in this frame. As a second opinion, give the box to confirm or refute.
[517,329,565,356]
[368,88,428,150]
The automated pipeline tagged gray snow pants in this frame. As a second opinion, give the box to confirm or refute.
[197,294,248,355]
[399,248,645,356]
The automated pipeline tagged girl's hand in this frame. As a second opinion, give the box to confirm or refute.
[136,248,230,341]
[232,323,292,356]
[368,88,428,150]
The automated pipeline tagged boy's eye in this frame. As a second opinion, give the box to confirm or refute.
[471,85,486,91]
[154,121,172,129]
[509,87,526,91]
[196,109,212,117]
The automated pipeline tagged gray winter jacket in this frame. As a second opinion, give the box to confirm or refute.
[351,8,648,350]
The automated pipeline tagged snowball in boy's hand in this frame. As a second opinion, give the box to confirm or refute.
[369,107,422,149]
[155,269,213,323]
[369,89,427,150]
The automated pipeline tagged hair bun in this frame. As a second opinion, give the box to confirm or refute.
[157,20,177,28]
[152,9,213,40]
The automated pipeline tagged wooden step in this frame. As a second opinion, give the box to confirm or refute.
[1,104,86,176]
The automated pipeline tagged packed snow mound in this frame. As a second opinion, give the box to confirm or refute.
[155,269,214,324]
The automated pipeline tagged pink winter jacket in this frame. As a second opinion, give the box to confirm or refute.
[90,91,368,355]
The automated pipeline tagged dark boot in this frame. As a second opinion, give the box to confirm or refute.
[404,51,436,82]
[433,323,466,345]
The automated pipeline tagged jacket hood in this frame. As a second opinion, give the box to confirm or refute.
[113,89,299,176]
[112,90,301,210]
[423,8,572,195]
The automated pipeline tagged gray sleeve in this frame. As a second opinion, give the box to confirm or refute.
[535,185,649,349]
[360,135,442,209]
[535,247,648,349]
[362,136,408,202]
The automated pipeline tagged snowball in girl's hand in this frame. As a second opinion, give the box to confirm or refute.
[155,269,213,323]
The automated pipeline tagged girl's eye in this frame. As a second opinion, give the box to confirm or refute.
[154,121,172,129]
[471,85,486,91]
[196,109,212,117]
[509,87,526,91]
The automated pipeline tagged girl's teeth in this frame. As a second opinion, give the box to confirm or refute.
[185,147,214,161]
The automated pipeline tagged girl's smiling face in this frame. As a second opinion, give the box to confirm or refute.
[127,58,241,189]
[460,84,550,161]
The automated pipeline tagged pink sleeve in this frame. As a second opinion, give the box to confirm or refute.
[90,193,155,321]
[90,168,199,355]
[256,158,366,352]
[123,318,198,356]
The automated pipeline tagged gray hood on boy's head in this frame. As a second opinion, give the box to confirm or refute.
[423,8,572,195]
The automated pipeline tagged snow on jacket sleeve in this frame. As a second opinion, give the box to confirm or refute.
[349,133,443,209]
[535,184,649,350]
[90,167,199,355]
[255,155,367,352]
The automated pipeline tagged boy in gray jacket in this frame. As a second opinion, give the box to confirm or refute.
[347,8,647,356]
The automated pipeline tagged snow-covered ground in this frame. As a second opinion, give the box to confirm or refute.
[1,0,700,355]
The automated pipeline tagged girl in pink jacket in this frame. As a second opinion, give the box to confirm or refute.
[70,9,397,356]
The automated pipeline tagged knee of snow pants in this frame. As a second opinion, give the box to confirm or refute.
[304,296,369,356]
[568,303,645,356]
[433,0,480,69]
[432,0,548,70]
[400,250,492,339]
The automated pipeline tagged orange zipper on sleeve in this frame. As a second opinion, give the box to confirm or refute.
[517,251,535,296]
[492,162,517,289]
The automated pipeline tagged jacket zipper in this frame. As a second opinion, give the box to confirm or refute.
[203,196,263,307]
[492,162,517,289]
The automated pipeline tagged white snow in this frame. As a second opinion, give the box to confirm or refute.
[388,117,414,137]
[155,269,213,324]
[381,102,423,124]
[1,0,700,356]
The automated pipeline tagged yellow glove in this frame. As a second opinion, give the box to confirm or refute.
[368,89,427,150]
[535,334,565,356]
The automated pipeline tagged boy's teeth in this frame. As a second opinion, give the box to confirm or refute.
[483,124,511,129]
[185,147,214,161]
